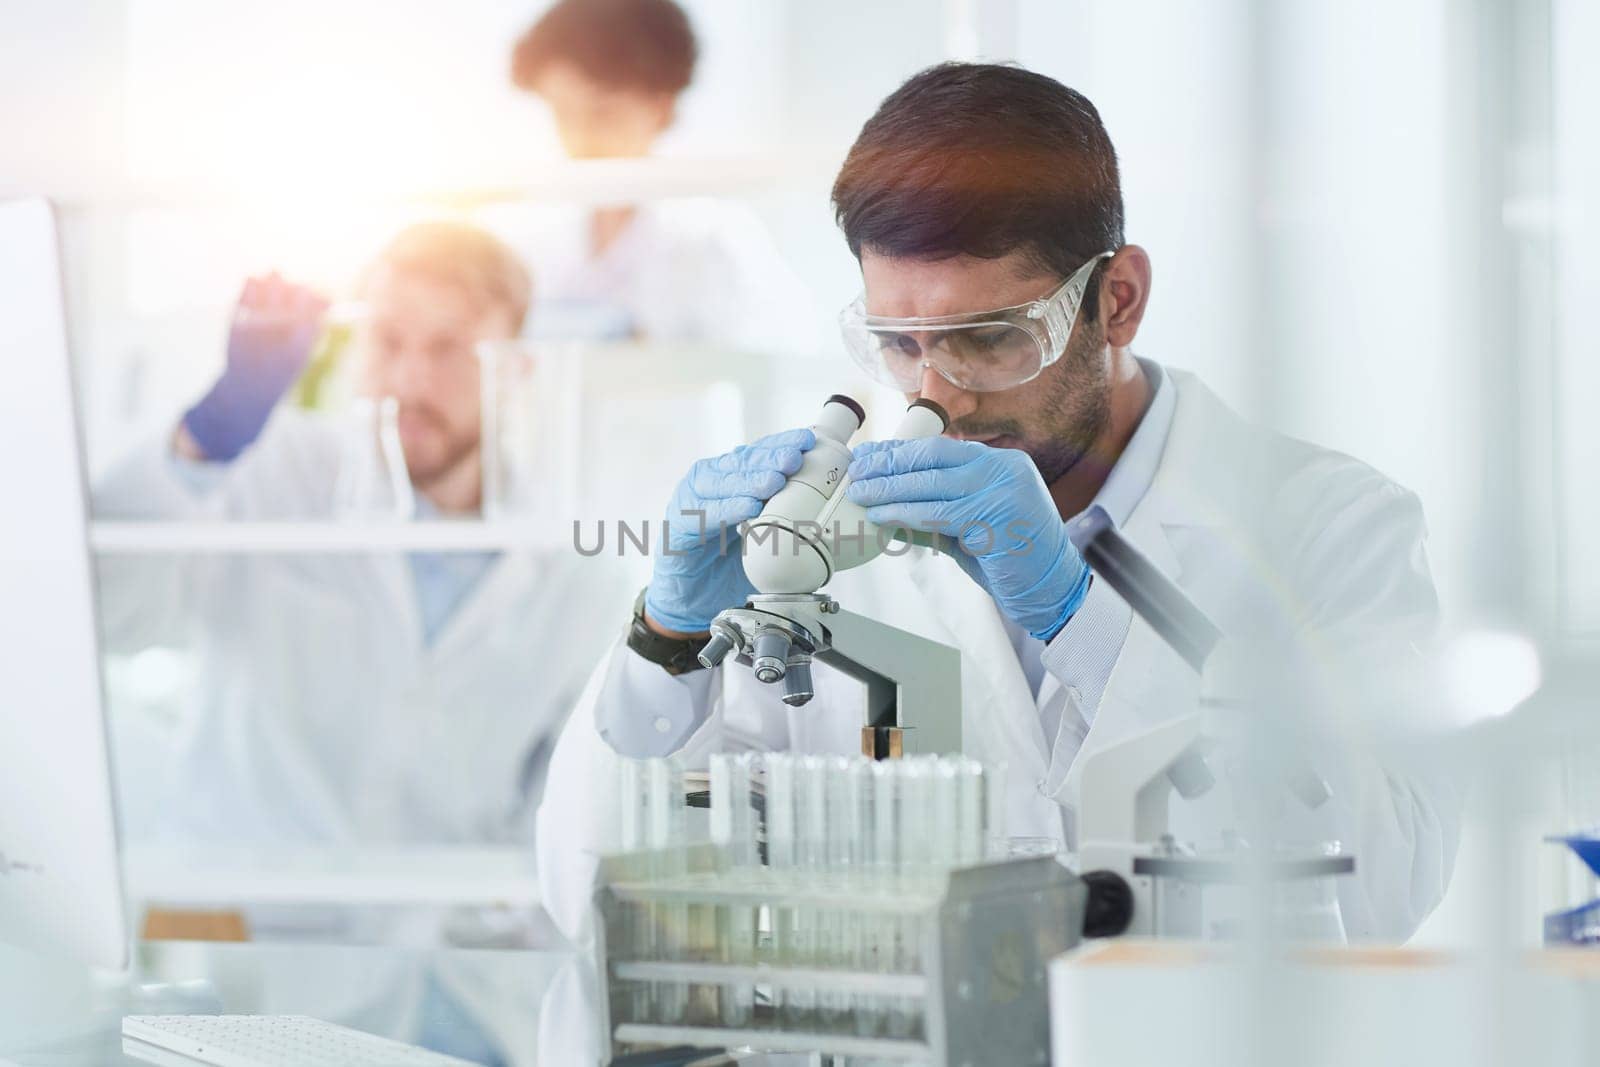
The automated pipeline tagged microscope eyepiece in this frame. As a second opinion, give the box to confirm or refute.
[906,396,950,430]
[824,393,867,426]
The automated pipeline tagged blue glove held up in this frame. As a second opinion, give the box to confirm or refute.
[182,274,327,462]
[644,428,815,633]
[846,437,1091,641]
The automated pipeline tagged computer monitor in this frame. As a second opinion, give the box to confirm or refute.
[0,196,128,969]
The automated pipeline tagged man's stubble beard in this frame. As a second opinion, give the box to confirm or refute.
[405,425,482,496]
[1016,328,1112,486]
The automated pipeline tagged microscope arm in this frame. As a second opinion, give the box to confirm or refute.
[1067,507,1332,814]
[699,596,963,758]
[817,608,963,758]
[1069,508,1220,672]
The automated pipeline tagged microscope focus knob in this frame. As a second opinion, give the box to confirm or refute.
[697,628,737,669]
[751,630,792,684]
[780,660,815,706]
[1079,869,1135,938]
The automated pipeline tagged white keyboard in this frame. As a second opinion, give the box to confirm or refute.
[122,1014,481,1067]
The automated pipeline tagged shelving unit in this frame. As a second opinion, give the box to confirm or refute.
[88,520,567,555]
[42,152,846,212]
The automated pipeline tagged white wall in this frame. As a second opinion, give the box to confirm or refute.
[1016,0,1256,414]
[1552,0,1600,641]
[0,1,124,198]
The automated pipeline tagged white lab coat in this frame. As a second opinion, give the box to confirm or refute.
[535,367,1458,946]
[478,197,822,354]
[95,410,634,850]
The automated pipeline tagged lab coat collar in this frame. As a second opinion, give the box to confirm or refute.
[393,495,546,658]
[1140,368,1266,534]
[1085,357,1176,529]
[368,546,542,661]
[1112,367,1264,586]
[425,550,543,659]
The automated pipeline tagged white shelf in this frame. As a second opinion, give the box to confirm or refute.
[34,151,847,211]
[89,520,567,555]
[122,844,540,906]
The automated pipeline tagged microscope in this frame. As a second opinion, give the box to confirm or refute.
[694,395,965,758]
[1068,509,1352,939]
[590,399,1371,1063]
[692,395,1351,936]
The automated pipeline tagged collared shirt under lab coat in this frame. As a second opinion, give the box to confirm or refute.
[535,362,1459,946]
[94,409,634,850]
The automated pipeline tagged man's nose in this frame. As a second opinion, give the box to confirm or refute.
[915,363,978,424]
[384,348,431,397]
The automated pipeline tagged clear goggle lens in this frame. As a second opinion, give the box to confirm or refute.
[862,321,1047,392]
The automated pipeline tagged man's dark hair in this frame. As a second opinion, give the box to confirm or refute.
[511,0,697,95]
[833,63,1124,317]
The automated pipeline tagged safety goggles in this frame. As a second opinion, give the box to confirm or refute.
[839,251,1114,393]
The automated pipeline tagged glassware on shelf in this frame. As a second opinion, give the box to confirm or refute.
[475,339,543,520]
[332,396,413,521]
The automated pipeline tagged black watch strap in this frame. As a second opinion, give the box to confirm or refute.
[626,589,708,676]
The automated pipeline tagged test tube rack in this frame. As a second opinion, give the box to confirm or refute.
[592,843,1087,1066]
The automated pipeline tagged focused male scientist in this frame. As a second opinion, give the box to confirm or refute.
[97,222,630,856]
[536,64,1457,944]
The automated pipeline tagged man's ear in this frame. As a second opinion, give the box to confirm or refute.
[1101,245,1152,349]
[650,92,679,137]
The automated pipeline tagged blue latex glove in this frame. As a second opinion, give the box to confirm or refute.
[846,437,1091,641]
[182,273,328,461]
[644,428,815,633]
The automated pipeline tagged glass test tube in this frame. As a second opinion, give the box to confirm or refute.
[617,759,655,1020]
[983,760,1009,860]
[892,758,934,1039]
[792,755,828,1030]
[736,753,762,1015]
[932,759,961,872]
[710,753,757,1027]
[618,757,645,852]
[955,758,985,868]
[829,757,868,1033]
[866,760,897,1037]
[646,759,688,1023]
[765,754,798,1028]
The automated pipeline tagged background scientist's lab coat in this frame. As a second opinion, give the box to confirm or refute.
[94,409,633,857]
[537,366,1459,946]
[478,197,821,353]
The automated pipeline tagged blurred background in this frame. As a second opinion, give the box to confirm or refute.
[2,0,1596,951]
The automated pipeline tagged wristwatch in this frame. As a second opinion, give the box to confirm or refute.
[626,588,709,676]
